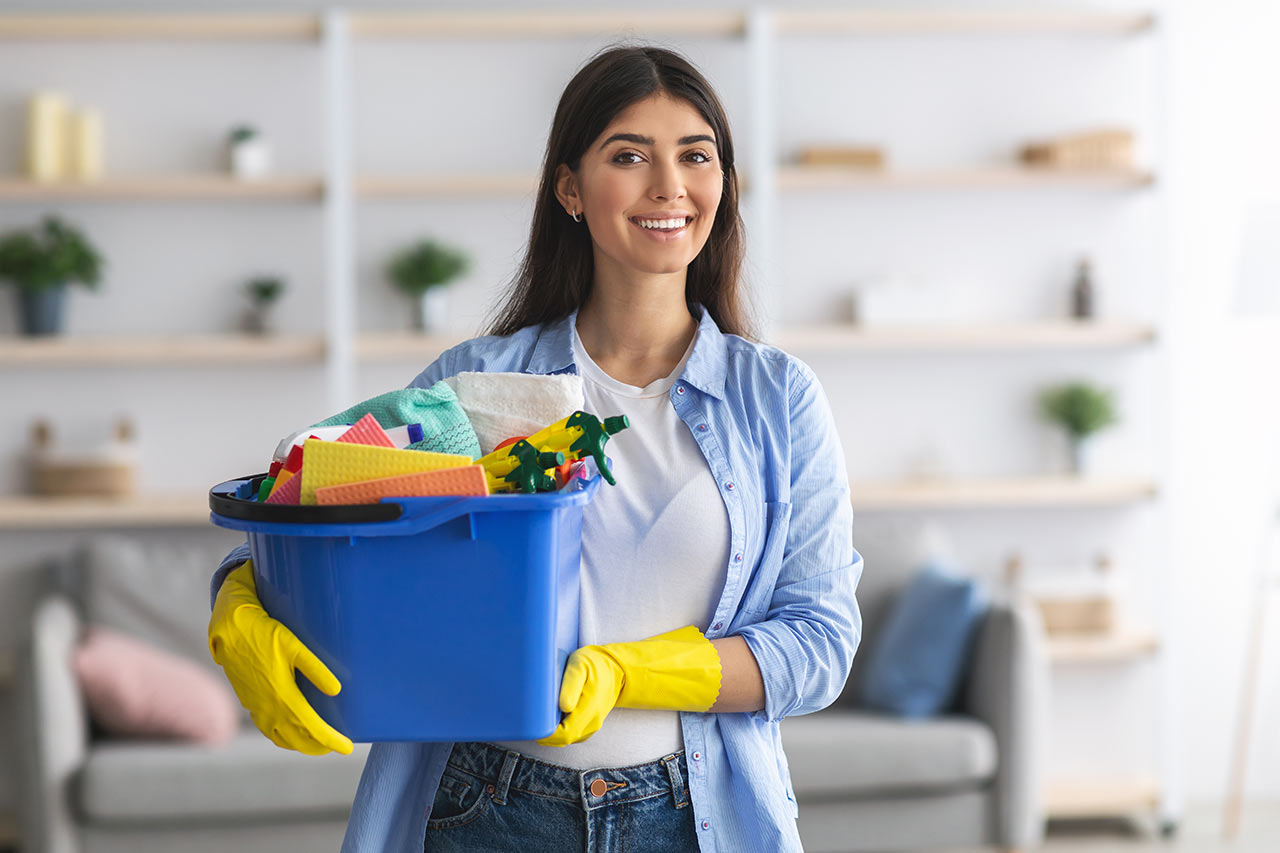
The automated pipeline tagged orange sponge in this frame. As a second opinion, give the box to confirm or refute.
[315,465,489,505]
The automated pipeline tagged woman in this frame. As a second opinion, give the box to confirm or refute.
[210,45,862,852]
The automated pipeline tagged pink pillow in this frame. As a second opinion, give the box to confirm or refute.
[73,626,238,746]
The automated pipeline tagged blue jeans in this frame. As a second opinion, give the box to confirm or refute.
[424,741,700,852]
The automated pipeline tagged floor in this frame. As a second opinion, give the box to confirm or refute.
[1034,803,1280,853]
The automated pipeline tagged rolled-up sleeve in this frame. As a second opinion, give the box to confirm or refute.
[735,363,863,722]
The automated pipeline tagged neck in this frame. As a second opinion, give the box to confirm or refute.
[575,264,697,387]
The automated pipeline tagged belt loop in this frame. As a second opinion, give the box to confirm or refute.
[664,753,689,809]
[492,750,519,806]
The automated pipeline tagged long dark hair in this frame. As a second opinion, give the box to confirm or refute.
[483,44,754,340]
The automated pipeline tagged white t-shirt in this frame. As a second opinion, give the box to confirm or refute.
[493,321,731,768]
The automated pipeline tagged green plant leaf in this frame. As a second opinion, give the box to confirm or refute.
[1038,382,1118,438]
[0,216,104,292]
[386,239,470,295]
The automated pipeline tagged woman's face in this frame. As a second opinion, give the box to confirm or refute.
[559,93,723,279]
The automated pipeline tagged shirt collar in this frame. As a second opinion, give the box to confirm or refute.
[527,303,728,400]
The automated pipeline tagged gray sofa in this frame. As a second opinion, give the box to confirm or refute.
[781,518,1047,852]
[16,536,369,853]
[18,528,1044,853]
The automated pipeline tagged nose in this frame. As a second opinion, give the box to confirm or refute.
[650,158,686,202]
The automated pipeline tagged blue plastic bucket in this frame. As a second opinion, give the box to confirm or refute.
[209,473,596,742]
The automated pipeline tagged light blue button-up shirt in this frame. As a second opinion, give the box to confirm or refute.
[213,303,862,852]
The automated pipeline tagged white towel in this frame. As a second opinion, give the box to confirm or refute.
[444,372,585,455]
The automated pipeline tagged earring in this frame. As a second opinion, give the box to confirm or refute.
[570,208,582,223]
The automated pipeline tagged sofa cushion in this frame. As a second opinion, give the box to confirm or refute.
[76,730,370,823]
[74,626,239,745]
[856,564,988,716]
[781,709,996,798]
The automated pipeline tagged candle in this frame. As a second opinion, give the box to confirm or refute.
[26,91,68,181]
[70,108,104,181]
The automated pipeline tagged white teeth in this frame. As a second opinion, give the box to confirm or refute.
[637,217,688,230]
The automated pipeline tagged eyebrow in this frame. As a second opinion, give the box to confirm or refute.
[599,132,717,150]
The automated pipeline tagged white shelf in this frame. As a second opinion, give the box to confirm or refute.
[0,13,322,40]
[356,173,538,198]
[772,321,1156,352]
[775,10,1155,36]
[777,165,1155,190]
[349,11,747,38]
[0,333,327,366]
[355,332,471,361]
[1044,775,1162,819]
[0,494,211,529]
[1048,629,1161,664]
[849,476,1158,511]
[0,175,325,201]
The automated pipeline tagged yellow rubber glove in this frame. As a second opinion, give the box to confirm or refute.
[208,561,354,756]
[538,625,722,747]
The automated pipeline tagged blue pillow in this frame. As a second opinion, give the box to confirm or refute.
[857,564,988,717]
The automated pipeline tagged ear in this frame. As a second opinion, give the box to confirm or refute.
[553,164,582,216]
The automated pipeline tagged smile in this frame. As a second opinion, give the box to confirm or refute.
[629,215,693,240]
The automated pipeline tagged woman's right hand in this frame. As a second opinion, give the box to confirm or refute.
[208,560,354,756]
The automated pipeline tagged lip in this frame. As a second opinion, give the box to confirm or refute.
[629,212,694,243]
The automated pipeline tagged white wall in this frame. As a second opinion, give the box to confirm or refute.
[1,0,1276,820]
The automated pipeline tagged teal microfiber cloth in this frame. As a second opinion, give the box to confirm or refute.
[310,381,482,459]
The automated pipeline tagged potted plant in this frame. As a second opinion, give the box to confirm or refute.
[1038,381,1118,475]
[386,239,469,333]
[242,276,286,334]
[227,124,271,179]
[0,216,104,336]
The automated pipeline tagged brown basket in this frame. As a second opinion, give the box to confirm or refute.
[1020,129,1134,169]
[28,418,136,497]
[795,145,886,169]
[30,461,135,497]
[1034,596,1116,635]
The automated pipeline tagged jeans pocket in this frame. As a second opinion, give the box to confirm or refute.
[426,767,492,830]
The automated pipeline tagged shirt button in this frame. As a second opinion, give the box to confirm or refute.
[702,820,711,830]
[676,385,686,395]
[697,424,707,431]
[726,482,735,491]
[692,751,702,760]
[734,553,742,562]
[712,623,722,631]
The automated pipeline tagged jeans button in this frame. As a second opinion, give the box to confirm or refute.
[589,778,607,797]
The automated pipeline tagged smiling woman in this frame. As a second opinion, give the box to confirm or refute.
[210,43,860,853]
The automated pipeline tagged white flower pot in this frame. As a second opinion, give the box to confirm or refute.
[416,287,450,333]
[230,138,271,179]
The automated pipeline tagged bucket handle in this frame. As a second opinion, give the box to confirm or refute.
[373,496,478,537]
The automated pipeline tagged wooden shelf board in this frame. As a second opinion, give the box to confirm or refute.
[356,332,473,361]
[777,165,1155,190]
[356,173,538,197]
[775,10,1155,36]
[349,11,746,38]
[1049,629,1161,663]
[0,14,321,40]
[0,333,327,366]
[772,321,1156,352]
[0,175,325,201]
[0,494,211,529]
[849,476,1159,510]
[1044,776,1162,819]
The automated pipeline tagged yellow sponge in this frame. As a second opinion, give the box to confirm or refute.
[298,439,472,505]
[315,465,489,505]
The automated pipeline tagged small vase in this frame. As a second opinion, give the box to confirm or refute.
[230,138,271,180]
[18,284,67,336]
[241,305,273,335]
[1068,436,1091,476]
[415,287,450,333]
